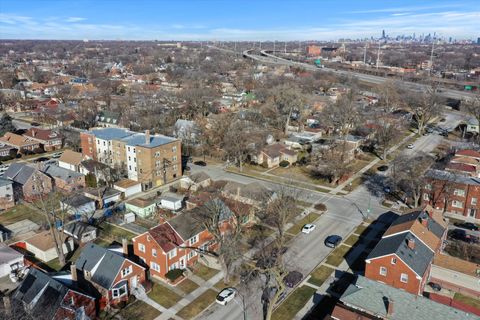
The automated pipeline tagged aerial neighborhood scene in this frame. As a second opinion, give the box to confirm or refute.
[1,0,480,319]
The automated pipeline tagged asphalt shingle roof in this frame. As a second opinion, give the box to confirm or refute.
[367,231,433,277]
[43,164,83,181]
[340,276,480,320]
[3,162,36,185]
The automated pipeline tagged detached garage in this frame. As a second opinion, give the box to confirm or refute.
[114,179,142,198]
[24,231,74,262]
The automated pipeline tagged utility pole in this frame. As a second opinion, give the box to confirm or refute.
[376,42,381,70]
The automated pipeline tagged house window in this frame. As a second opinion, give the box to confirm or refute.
[472,198,478,205]
[168,248,177,259]
[454,189,466,197]
[400,273,408,283]
[423,193,429,201]
[452,200,463,208]
[138,243,145,253]
[112,285,127,299]
[152,249,157,257]
[121,265,133,278]
[379,266,387,276]
[172,146,177,152]
[173,156,177,162]
[150,262,160,272]
[188,250,197,260]
[391,257,396,265]
[189,235,198,245]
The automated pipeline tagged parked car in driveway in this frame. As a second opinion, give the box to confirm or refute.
[454,222,479,231]
[301,224,316,234]
[325,235,342,248]
[216,288,236,305]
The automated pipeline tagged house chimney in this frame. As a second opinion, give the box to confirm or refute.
[387,298,394,316]
[70,263,77,282]
[122,238,128,256]
[145,130,150,145]
[407,238,415,250]
[421,217,428,227]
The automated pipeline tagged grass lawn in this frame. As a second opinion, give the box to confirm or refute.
[192,264,220,281]
[343,234,360,247]
[176,289,217,320]
[148,282,182,309]
[272,286,317,320]
[287,212,321,235]
[213,276,239,291]
[454,293,480,309]
[100,222,137,242]
[116,300,161,320]
[0,204,45,225]
[353,224,368,236]
[308,265,334,287]
[177,278,200,294]
[325,245,351,267]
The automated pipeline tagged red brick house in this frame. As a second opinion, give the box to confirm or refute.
[422,169,480,221]
[74,242,147,309]
[0,132,40,153]
[12,267,97,320]
[365,207,447,295]
[23,128,63,151]
[2,162,53,202]
[79,131,96,160]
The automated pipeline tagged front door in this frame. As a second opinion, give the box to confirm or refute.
[130,275,138,288]
[179,257,186,269]
[469,208,477,218]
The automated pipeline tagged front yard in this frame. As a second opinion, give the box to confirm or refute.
[148,281,182,309]
[308,265,334,287]
[176,289,217,320]
[106,300,161,320]
[192,263,220,281]
[176,278,200,294]
[325,245,351,267]
[272,285,317,320]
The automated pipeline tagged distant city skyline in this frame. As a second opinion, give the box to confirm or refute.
[0,0,479,41]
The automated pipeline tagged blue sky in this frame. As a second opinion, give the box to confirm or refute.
[0,0,478,40]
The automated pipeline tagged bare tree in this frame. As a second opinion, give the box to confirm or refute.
[462,91,480,140]
[268,84,306,135]
[376,79,400,112]
[403,85,440,135]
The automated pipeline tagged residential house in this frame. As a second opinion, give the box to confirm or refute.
[125,197,157,218]
[23,128,63,151]
[2,163,53,202]
[95,111,121,128]
[132,206,222,281]
[83,187,122,208]
[0,244,23,277]
[80,128,182,190]
[330,275,478,320]
[58,150,84,172]
[63,221,98,244]
[0,144,15,157]
[79,159,110,182]
[12,268,97,320]
[221,181,276,208]
[0,132,40,154]
[182,172,212,192]
[23,230,74,262]
[74,242,147,308]
[0,177,14,210]
[60,194,96,217]
[256,143,298,168]
[42,164,85,192]
[422,169,480,221]
[365,207,447,295]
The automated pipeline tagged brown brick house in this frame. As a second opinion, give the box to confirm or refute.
[0,132,40,153]
[23,128,63,151]
[42,164,85,192]
[256,143,298,168]
[2,163,53,202]
[365,207,447,295]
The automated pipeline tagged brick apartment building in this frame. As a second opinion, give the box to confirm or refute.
[365,207,447,295]
[80,128,181,190]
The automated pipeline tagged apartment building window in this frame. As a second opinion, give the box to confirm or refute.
[97,148,101,154]
[168,248,177,259]
[138,243,145,253]
[129,165,132,170]
[156,160,161,167]
[128,147,130,152]
[172,146,177,152]
[452,200,463,208]
[134,158,136,163]
[133,148,136,153]
[400,273,408,283]
[189,235,198,245]
[188,250,197,260]
[150,262,160,272]
[423,194,429,201]
[472,198,478,205]
[173,164,178,171]
[97,139,100,144]
[379,266,387,276]
[391,257,397,265]
[128,156,131,161]
[152,249,157,257]
[454,189,466,197]
[121,265,132,278]
[135,167,137,172]
[155,151,160,157]
[156,170,162,176]
[103,141,106,146]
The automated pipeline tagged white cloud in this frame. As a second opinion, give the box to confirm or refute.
[66,17,86,23]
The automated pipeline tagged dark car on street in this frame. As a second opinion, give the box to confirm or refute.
[454,222,479,231]
[193,160,207,166]
[33,157,50,163]
[325,235,342,248]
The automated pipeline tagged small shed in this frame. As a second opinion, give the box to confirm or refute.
[114,179,142,198]
[0,244,23,277]
[125,197,157,218]
[63,221,98,244]
[159,192,184,211]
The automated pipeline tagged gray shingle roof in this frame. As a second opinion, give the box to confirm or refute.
[426,169,480,186]
[0,177,12,187]
[367,231,433,277]
[168,210,205,241]
[340,276,480,320]
[43,164,83,181]
[64,221,97,239]
[3,162,36,185]
[61,194,94,207]
[75,243,125,289]
[390,210,445,239]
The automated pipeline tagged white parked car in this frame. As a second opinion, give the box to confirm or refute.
[216,288,236,305]
[406,144,414,149]
[301,224,316,234]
